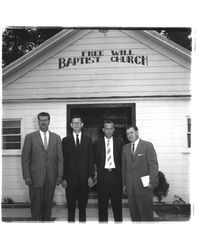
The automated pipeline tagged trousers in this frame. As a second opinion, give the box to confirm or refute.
[29,175,55,221]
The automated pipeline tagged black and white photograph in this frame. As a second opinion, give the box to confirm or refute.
[0,1,196,250]
[1,27,192,222]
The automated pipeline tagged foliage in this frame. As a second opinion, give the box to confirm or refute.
[155,28,192,51]
[173,195,186,204]
[2,196,14,204]
[2,28,62,68]
[153,171,170,203]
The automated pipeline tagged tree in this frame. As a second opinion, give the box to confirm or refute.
[2,28,63,68]
[2,27,192,68]
[155,28,192,51]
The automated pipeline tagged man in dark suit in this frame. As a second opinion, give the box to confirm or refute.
[62,115,94,222]
[122,125,159,221]
[22,112,63,221]
[94,119,124,222]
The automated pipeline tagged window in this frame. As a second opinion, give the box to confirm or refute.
[187,117,191,148]
[2,120,21,150]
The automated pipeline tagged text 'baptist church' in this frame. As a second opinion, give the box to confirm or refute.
[58,49,149,69]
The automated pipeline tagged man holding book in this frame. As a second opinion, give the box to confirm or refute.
[122,125,159,221]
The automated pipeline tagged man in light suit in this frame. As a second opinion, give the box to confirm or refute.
[94,119,124,222]
[22,112,63,221]
[62,115,94,222]
[122,125,158,221]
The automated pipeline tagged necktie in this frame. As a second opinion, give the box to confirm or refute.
[106,139,112,167]
[44,132,48,150]
[76,134,79,146]
[132,143,135,152]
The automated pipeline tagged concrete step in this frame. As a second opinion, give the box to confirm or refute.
[2,204,159,222]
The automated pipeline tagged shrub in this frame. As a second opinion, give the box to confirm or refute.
[153,171,170,203]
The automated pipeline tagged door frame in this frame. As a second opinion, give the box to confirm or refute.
[67,103,136,135]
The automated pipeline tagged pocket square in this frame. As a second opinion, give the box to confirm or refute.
[137,154,144,156]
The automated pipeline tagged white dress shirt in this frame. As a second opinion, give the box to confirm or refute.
[131,137,140,153]
[39,130,49,147]
[104,137,116,169]
[73,132,82,145]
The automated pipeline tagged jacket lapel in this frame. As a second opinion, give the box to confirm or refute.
[36,130,45,151]
[79,133,85,154]
[127,143,134,164]
[101,138,106,169]
[133,139,142,159]
[70,134,78,153]
[113,137,118,165]
[46,131,53,152]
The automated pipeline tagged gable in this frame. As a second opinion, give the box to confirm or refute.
[3,29,191,101]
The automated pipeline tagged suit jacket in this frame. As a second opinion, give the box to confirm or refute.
[94,137,124,188]
[122,139,158,196]
[22,131,63,188]
[62,133,94,188]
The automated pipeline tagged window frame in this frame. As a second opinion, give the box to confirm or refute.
[2,118,23,156]
[186,116,191,149]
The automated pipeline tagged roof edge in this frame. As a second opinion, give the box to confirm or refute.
[143,30,191,60]
[3,29,75,78]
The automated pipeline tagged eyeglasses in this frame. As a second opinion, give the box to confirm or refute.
[72,122,82,125]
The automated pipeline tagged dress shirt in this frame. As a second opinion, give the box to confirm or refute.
[39,130,49,147]
[73,132,82,145]
[104,137,116,169]
[131,137,140,153]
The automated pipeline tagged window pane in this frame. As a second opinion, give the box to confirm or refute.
[187,133,191,148]
[187,118,191,132]
[3,121,20,128]
[3,136,21,143]
[3,143,21,150]
[2,128,21,134]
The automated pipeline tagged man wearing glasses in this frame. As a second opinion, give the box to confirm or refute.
[62,115,94,222]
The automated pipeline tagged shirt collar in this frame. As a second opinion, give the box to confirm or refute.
[73,131,82,137]
[133,137,140,147]
[39,130,49,135]
[104,136,113,143]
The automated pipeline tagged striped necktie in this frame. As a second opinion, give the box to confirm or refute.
[106,139,112,167]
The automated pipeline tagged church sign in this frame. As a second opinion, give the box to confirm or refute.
[58,49,148,69]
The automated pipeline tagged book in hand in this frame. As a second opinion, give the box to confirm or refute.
[141,175,150,187]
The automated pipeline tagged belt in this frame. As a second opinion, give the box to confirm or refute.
[104,168,116,172]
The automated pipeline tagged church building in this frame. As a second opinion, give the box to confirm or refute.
[2,29,191,204]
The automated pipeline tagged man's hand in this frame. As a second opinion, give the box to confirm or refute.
[56,177,62,186]
[25,177,32,186]
[62,179,67,188]
[88,177,94,188]
[147,182,153,189]
[123,185,126,194]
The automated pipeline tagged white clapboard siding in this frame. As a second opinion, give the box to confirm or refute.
[135,99,190,203]
[2,98,191,204]
[3,84,190,100]
[11,72,190,84]
[25,66,188,77]
[82,30,129,38]
[3,29,190,100]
